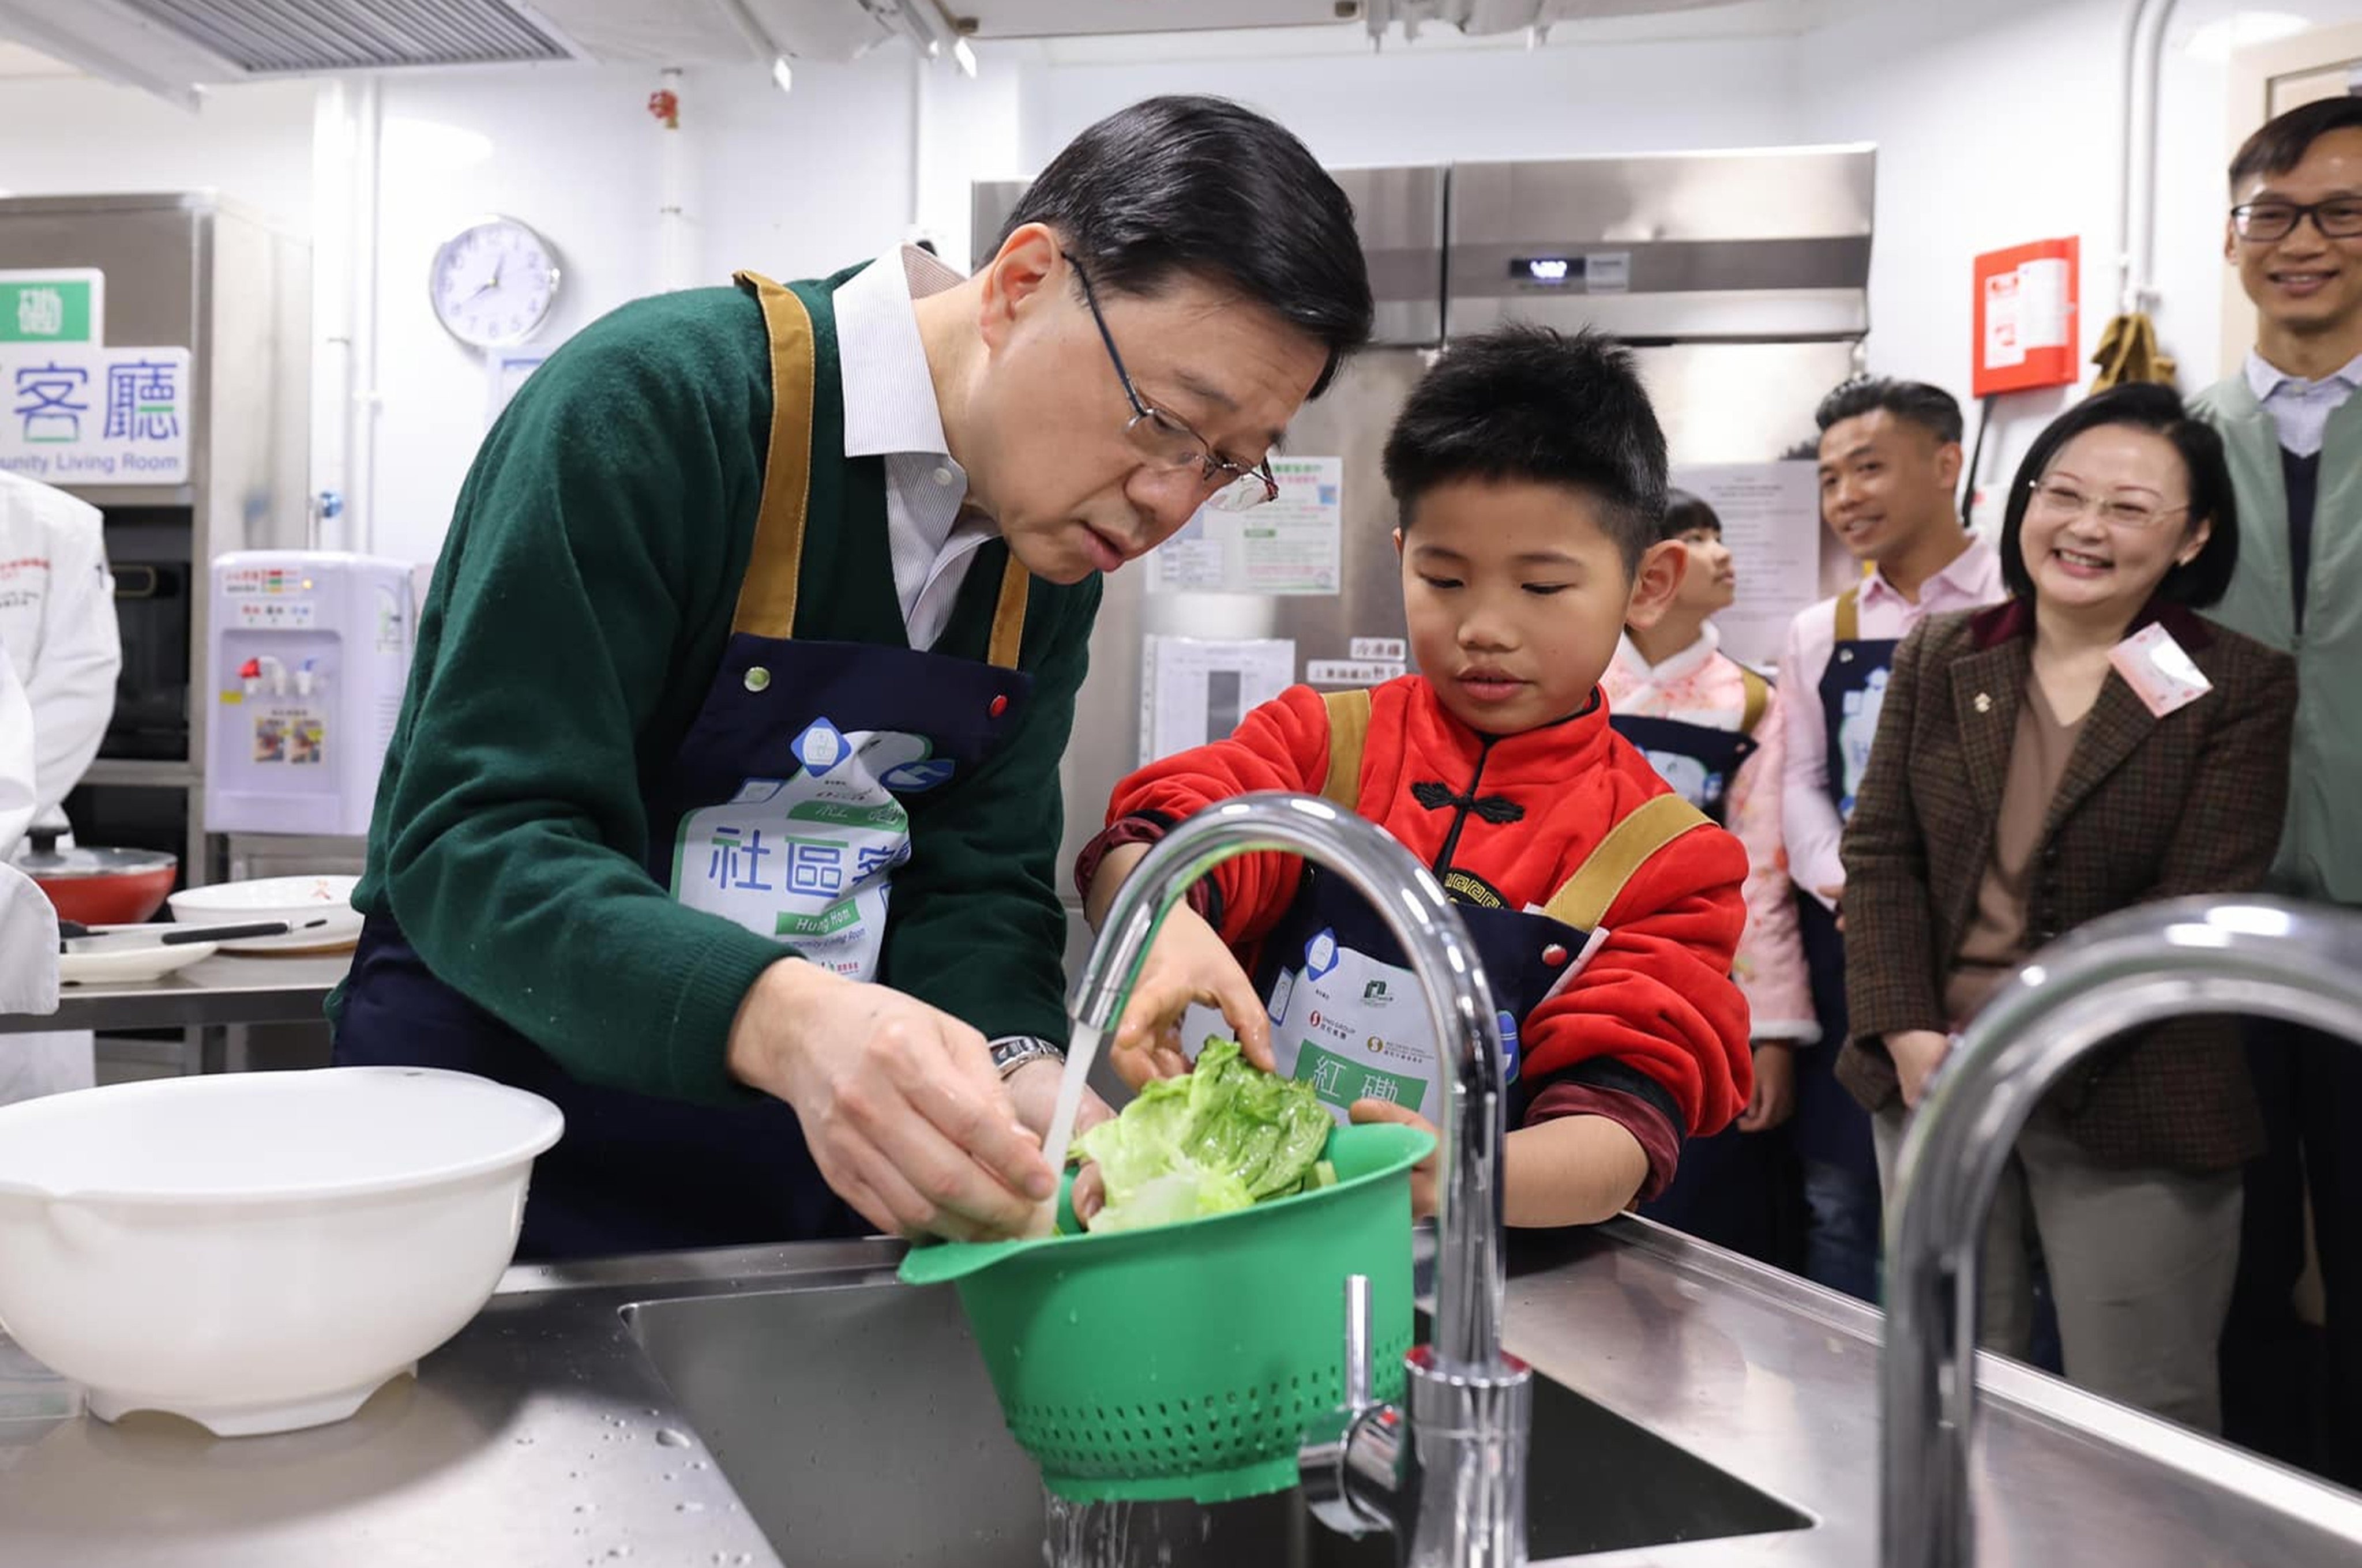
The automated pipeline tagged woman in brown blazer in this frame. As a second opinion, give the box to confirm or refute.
[1839,383,2296,1434]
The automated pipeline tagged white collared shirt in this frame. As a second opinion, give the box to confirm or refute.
[2246,349,2362,459]
[832,245,998,650]
[1778,535,2008,906]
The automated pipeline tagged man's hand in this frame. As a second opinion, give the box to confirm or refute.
[1817,883,1846,934]
[1887,1028,1953,1109]
[726,959,1056,1242]
[1001,1052,1114,1146]
[1736,1041,1797,1133]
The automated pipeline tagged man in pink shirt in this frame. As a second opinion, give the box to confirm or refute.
[1778,377,2006,1300]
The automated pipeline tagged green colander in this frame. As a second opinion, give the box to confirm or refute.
[897,1119,1432,1505]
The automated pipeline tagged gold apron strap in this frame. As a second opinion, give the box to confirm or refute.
[985,551,1030,670]
[1319,689,1373,810]
[1542,793,1711,933]
[730,270,818,640]
[1832,585,1860,645]
[1738,665,1771,736]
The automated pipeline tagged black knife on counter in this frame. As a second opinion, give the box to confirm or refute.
[57,916,332,952]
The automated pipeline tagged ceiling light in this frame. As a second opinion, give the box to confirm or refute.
[2184,11,2313,62]
[951,36,977,77]
[770,53,794,93]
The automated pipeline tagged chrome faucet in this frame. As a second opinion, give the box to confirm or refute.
[1882,896,2362,1568]
[1069,792,1531,1567]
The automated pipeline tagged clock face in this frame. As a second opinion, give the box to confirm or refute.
[429,217,560,349]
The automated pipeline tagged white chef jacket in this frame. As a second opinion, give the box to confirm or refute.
[0,468,120,814]
[0,643,59,1020]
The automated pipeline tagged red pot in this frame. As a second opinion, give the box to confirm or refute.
[8,828,178,927]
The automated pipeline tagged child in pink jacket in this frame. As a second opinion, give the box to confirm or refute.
[1601,488,1816,1259]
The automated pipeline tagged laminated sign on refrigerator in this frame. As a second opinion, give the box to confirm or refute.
[1139,637,1297,765]
[0,343,191,484]
[1151,456,1344,596]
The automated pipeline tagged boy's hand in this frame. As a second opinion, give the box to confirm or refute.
[1736,1041,1797,1133]
[1109,903,1273,1088]
[1350,1099,1439,1220]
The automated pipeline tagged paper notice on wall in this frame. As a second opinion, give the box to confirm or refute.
[1670,461,1823,671]
[1140,637,1297,765]
[1149,457,1343,596]
[1305,659,1404,687]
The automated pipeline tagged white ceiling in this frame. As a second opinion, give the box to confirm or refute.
[0,0,1902,92]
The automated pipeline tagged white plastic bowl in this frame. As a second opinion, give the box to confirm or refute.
[0,1067,562,1436]
[166,874,364,952]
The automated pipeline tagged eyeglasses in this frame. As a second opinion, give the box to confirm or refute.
[2025,479,2190,531]
[1064,253,1279,514]
[2230,198,2362,242]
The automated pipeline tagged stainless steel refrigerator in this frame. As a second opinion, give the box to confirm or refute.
[972,145,1875,976]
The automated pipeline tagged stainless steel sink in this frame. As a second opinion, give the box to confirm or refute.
[625,1281,1810,1567]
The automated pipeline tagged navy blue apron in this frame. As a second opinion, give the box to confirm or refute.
[1793,586,1891,1179]
[1607,715,1759,827]
[1609,697,1775,1258]
[336,271,1039,1261]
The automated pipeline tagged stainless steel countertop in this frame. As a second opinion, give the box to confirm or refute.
[3,1221,2359,1566]
[0,952,351,1035]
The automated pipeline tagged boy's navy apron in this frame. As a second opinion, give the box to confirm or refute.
[1222,689,1710,1140]
[1792,585,1891,1284]
[335,270,1039,1261]
[1608,672,1780,1259]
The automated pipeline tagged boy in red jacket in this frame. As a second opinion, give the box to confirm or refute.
[1075,326,1752,1226]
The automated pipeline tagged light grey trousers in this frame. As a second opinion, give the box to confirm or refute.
[1873,1106,2243,1434]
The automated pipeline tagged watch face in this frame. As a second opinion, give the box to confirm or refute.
[430,217,559,348]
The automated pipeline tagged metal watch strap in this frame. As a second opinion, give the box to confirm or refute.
[988,1035,1065,1078]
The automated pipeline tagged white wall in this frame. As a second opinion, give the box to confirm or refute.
[359,54,938,565]
[1793,0,2321,524]
[0,73,314,224]
[1009,31,1805,170]
[6,1,2353,568]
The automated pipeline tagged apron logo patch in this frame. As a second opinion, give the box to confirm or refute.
[1304,928,1342,980]
[794,719,847,777]
[881,758,955,793]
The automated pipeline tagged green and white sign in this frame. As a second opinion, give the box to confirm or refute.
[0,269,104,345]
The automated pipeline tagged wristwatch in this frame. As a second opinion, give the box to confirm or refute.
[988,1035,1066,1080]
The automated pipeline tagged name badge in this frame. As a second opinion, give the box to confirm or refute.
[2109,623,2212,719]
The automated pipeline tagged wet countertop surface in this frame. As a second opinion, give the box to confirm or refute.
[3,1220,2360,1566]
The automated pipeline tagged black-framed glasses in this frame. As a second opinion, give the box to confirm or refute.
[2230,198,2362,242]
[1064,253,1279,513]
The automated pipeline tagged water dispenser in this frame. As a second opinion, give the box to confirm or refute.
[204,551,414,837]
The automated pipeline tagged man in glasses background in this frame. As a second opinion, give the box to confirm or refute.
[2194,95,2362,1487]
[331,96,1373,1258]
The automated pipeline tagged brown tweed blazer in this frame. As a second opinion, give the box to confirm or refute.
[1837,599,2297,1171]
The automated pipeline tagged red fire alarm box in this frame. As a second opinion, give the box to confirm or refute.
[1972,238,2080,397]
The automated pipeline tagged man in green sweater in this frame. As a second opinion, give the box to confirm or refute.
[2196,96,2362,1487]
[332,96,1375,1259]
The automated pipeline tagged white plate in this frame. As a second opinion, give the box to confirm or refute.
[58,937,221,986]
[166,875,364,953]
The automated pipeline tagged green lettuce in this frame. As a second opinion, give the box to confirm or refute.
[1073,1037,1333,1234]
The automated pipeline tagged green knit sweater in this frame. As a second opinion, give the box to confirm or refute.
[336,272,1101,1103]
